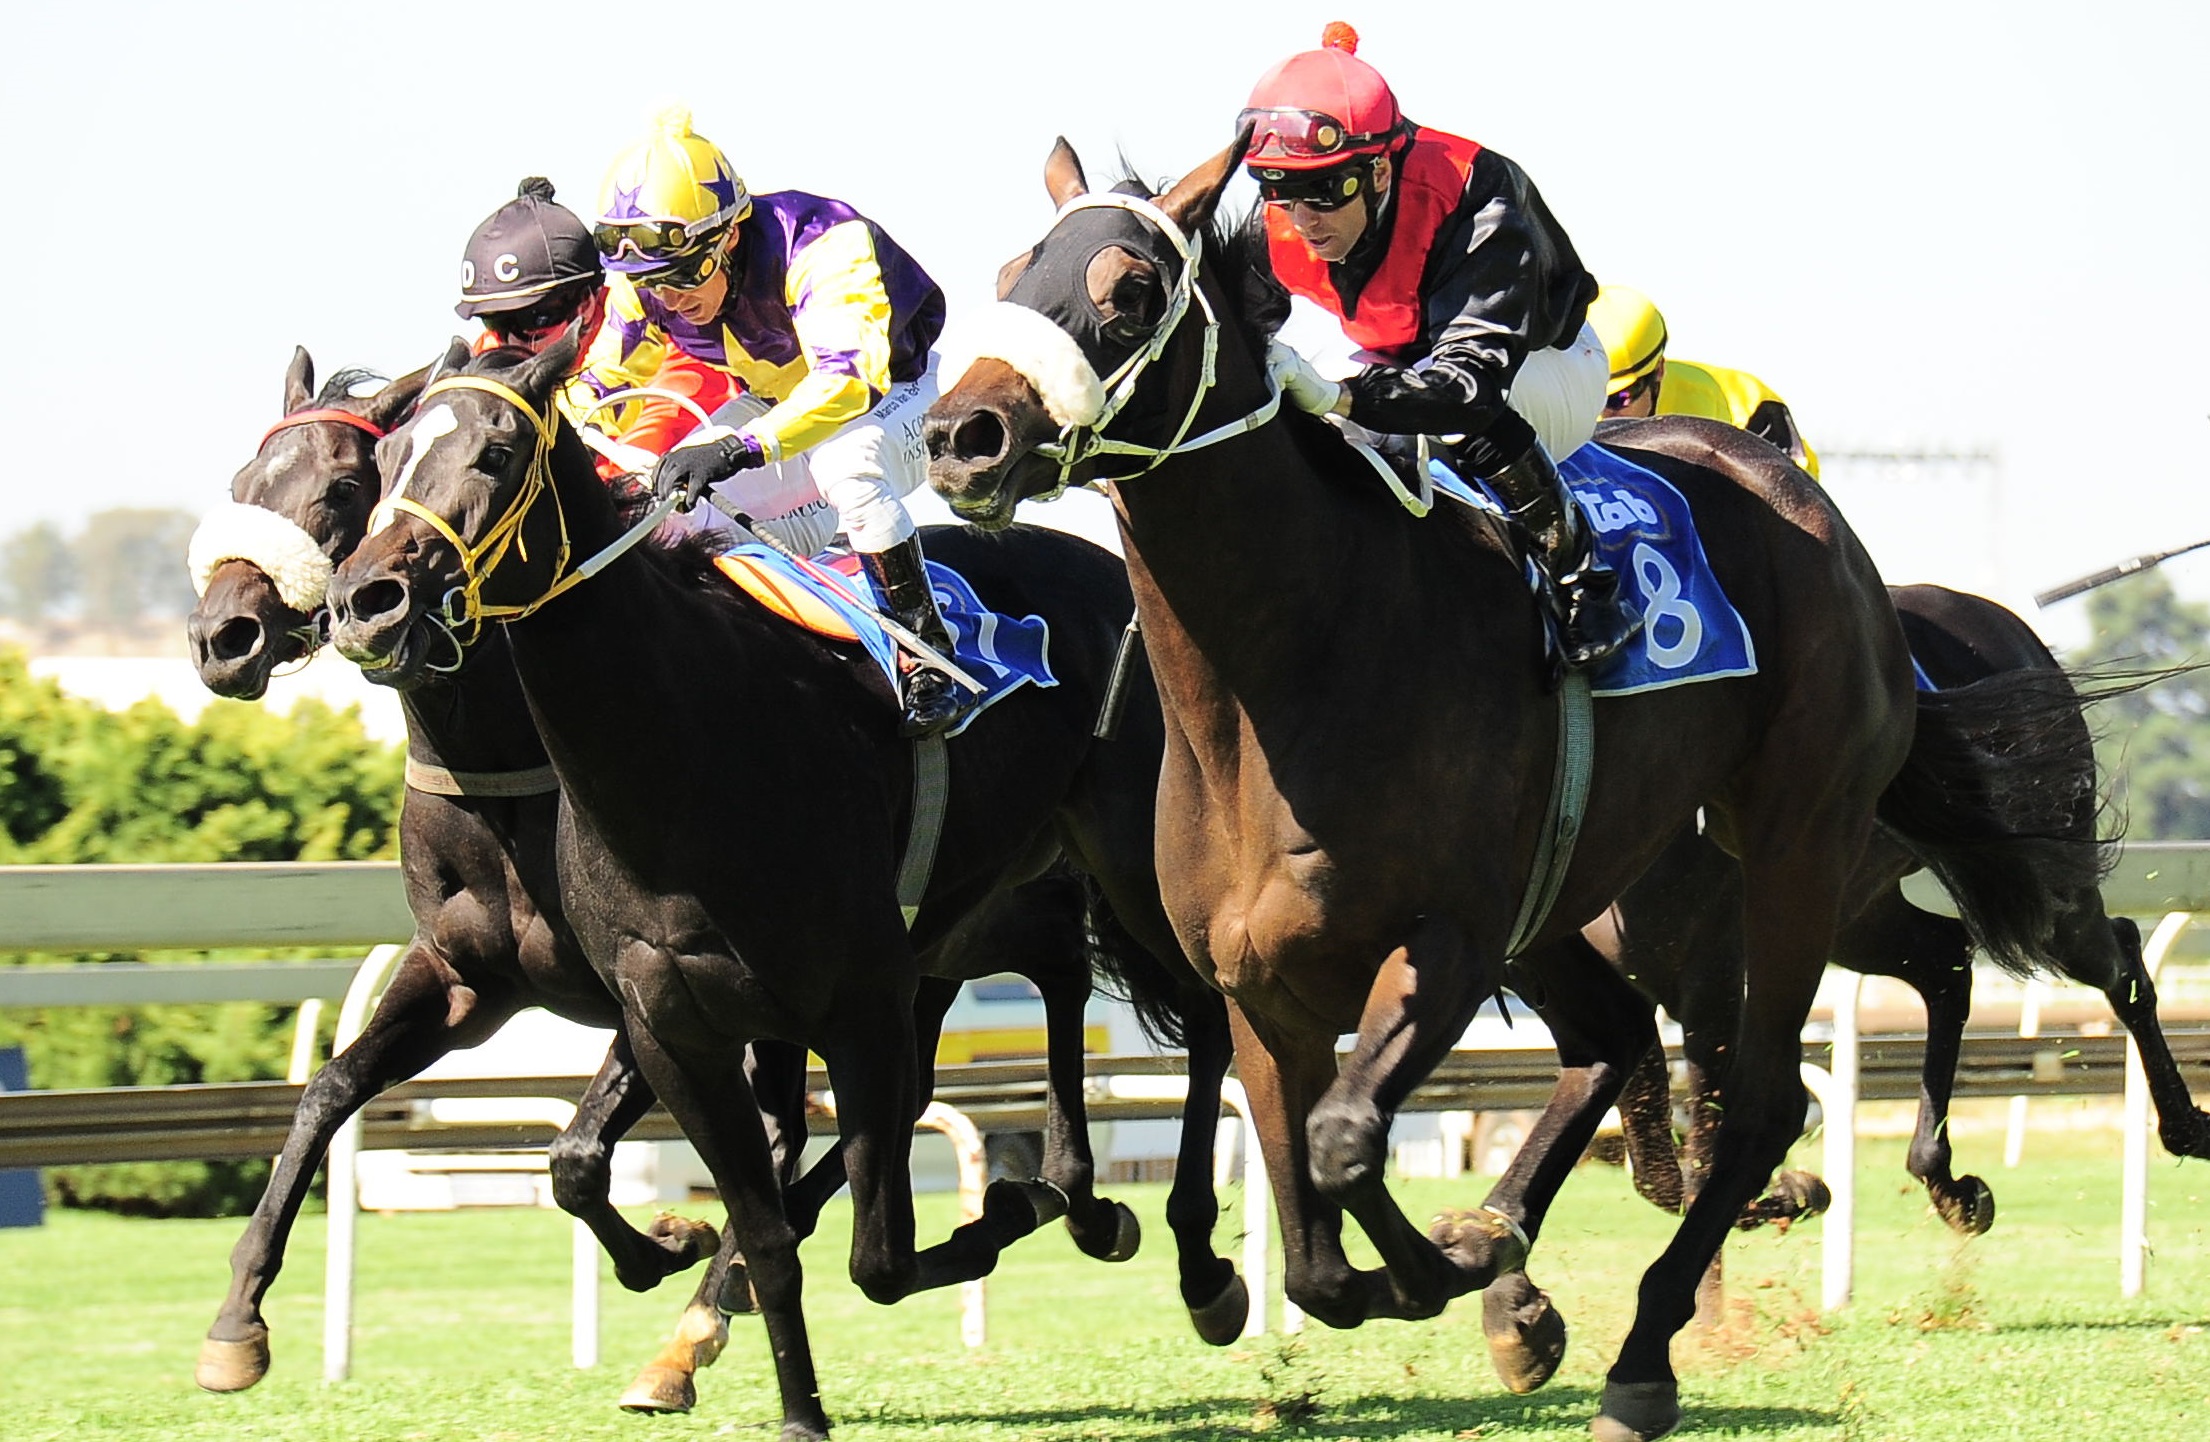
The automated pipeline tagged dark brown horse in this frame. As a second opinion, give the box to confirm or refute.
[1606,583,2209,1238]
[922,136,2102,1441]
[320,337,1238,1439]
[189,349,1238,1418]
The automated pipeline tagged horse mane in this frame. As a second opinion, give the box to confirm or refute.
[315,367,388,408]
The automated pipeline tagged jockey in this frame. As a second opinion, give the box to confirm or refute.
[1245,23,1639,669]
[454,177,734,473]
[1586,284,1821,479]
[594,107,972,738]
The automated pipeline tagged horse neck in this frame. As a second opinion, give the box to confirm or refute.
[396,628,550,776]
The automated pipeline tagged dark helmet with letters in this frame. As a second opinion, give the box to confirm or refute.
[455,177,602,321]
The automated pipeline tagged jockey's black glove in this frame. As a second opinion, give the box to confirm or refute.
[651,431,767,511]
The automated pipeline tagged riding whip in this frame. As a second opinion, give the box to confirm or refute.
[1093,613,1144,739]
[2034,537,2210,607]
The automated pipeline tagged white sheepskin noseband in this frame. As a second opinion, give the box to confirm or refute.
[187,502,334,612]
[934,302,1105,430]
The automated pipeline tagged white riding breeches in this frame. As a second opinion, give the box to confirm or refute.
[678,361,939,557]
[1508,321,1608,462]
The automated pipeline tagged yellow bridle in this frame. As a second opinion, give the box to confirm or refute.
[370,375,577,638]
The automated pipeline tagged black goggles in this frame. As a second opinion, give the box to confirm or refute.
[488,288,591,339]
[1605,371,1662,413]
[1239,106,1390,160]
[1253,165,1366,212]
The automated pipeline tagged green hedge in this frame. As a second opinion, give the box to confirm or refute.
[0,648,403,1215]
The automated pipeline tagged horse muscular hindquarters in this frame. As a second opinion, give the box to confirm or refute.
[1606,583,2209,1237]
[322,337,1234,1440]
[923,136,2099,1442]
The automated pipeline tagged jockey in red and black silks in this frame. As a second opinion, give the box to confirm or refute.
[1243,22,1639,670]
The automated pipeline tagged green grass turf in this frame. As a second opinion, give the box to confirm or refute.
[0,1122,2202,1440]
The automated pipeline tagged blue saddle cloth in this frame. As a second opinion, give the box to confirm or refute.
[1431,444,1758,696]
[717,543,1057,736]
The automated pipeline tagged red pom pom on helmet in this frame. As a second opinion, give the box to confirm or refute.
[1320,21,1359,53]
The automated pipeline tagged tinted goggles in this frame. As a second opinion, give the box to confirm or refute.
[1253,165,1366,212]
[634,244,726,294]
[593,218,709,260]
[1239,106,1389,161]
[488,289,591,340]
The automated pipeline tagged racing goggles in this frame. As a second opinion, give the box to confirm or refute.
[594,217,713,262]
[632,242,726,294]
[1239,106,1390,162]
[488,288,590,341]
[1252,164,1366,212]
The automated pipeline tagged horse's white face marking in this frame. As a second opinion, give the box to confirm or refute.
[374,403,458,533]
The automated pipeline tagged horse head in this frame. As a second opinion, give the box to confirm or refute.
[925,132,1248,528]
[185,347,434,699]
[327,330,582,689]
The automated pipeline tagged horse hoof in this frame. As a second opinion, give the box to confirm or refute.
[648,1211,723,1266]
[1592,1378,1681,1442]
[1483,1272,1567,1395]
[1098,1201,1141,1262]
[1428,1208,1528,1286]
[1735,1170,1831,1231]
[1187,1270,1250,1346]
[984,1177,1068,1232]
[619,1364,698,1414]
[2160,1110,2210,1161]
[195,1327,271,1392]
[1932,1175,1996,1236]
[717,1258,758,1315]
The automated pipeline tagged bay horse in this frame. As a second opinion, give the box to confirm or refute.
[922,135,2103,1442]
[1607,583,2209,1236]
[320,336,1236,1438]
[189,348,1239,1418]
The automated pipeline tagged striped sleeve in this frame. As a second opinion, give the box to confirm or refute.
[733,220,892,461]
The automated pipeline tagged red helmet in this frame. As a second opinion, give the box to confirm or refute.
[1240,23,1402,174]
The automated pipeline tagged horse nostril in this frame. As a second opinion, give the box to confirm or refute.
[209,616,264,664]
[951,410,1008,466]
[345,578,409,625]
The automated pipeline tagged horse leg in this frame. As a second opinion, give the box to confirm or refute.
[617,1025,825,1438]
[1454,940,1659,1394]
[1036,966,1139,1263]
[1598,840,1851,1442]
[548,1029,721,1293]
[1313,914,1505,1318]
[198,944,513,1392]
[1225,1000,1377,1329]
[2068,910,2210,1158]
[1615,1039,1686,1214]
[1172,990,1246,1343]
[1833,899,1988,1233]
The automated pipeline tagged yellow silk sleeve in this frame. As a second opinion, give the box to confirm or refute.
[734,221,893,460]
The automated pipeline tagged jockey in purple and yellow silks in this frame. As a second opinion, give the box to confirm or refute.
[1244,23,1639,669]
[590,106,971,737]
[1586,284,1821,481]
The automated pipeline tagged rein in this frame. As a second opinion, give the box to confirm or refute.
[1031,193,1280,494]
[370,376,682,645]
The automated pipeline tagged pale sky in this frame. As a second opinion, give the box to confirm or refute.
[4,1,2204,647]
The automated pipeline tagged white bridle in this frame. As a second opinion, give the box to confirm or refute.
[950,191,1280,497]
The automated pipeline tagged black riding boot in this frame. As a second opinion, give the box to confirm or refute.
[1481,440,1642,668]
[861,537,977,738]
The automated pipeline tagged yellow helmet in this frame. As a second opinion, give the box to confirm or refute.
[1586,284,1669,394]
[593,106,752,273]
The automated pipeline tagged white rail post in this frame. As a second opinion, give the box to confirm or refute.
[916,1101,989,1347]
[2004,979,2045,1168]
[321,943,403,1384]
[1804,970,1861,1312]
[2123,910,2189,1298]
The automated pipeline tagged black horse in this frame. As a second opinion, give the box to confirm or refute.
[322,336,1239,1439]
[922,135,2109,1442]
[191,347,1239,1418]
[1605,583,2209,1239]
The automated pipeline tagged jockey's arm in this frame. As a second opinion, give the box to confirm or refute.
[730,221,895,462]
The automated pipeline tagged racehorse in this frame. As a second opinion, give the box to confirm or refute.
[921,135,2106,1441]
[320,335,1237,1439]
[189,348,1240,1418]
[1606,584,2209,1238]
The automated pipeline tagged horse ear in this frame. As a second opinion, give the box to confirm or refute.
[995,248,1034,300]
[363,360,435,432]
[508,319,582,405]
[419,336,471,394]
[283,346,315,414]
[1156,124,1252,235]
[1044,137,1089,209]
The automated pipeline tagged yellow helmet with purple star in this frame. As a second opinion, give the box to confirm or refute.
[593,106,752,276]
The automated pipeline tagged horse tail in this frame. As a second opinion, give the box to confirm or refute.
[1876,664,2164,976]
[1077,871,1192,1050]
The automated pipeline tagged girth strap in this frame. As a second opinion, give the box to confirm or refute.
[404,755,561,798]
[1504,669,1594,958]
[896,735,950,928]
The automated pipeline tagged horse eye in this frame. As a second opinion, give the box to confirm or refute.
[479,444,513,472]
[1110,275,1161,329]
[328,475,362,499]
